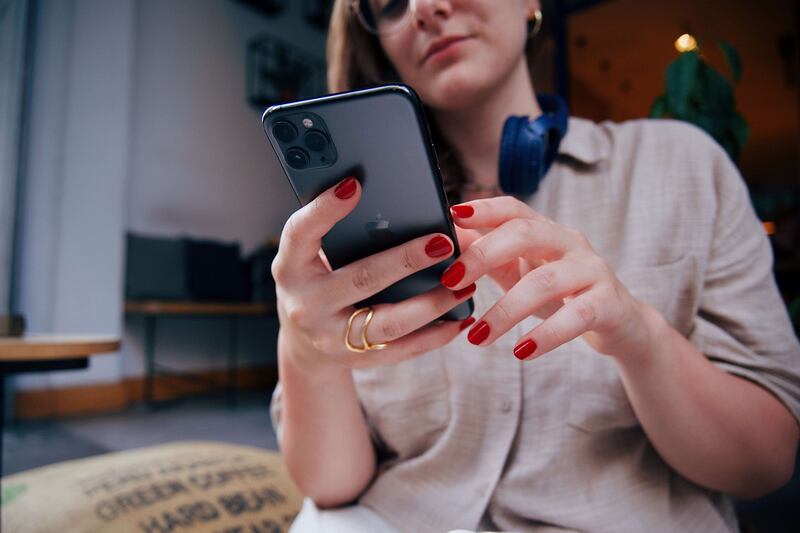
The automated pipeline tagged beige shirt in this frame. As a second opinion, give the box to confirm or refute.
[271,117,800,532]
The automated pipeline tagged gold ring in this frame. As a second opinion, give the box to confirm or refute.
[344,307,389,352]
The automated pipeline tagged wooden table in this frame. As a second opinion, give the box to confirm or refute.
[124,301,276,405]
[0,334,120,477]
[0,334,119,364]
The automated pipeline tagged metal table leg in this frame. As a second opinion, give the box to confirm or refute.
[227,316,238,407]
[144,315,157,406]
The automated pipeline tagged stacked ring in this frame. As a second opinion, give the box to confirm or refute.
[344,307,389,352]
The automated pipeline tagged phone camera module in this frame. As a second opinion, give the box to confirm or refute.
[286,147,310,169]
[273,121,297,143]
[304,130,328,152]
[271,112,336,170]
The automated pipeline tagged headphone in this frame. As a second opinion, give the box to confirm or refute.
[499,93,569,197]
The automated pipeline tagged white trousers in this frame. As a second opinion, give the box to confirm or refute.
[289,498,401,532]
[289,498,495,533]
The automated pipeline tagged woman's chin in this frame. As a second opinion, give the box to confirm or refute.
[420,68,495,111]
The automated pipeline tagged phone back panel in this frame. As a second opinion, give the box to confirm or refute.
[263,85,472,319]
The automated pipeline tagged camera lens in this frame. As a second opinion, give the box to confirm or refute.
[286,147,309,169]
[304,130,328,152]
[273,121,297,143]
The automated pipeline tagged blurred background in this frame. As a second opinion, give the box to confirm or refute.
[0,0,797,531]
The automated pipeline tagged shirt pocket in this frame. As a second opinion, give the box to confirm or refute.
[616,254,700,338]
[567,255,699,433]
[352,349,451,460]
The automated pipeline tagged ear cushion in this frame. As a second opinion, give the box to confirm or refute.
[498,116,518,192]
[500,115,545,197]
[498,94,569,198]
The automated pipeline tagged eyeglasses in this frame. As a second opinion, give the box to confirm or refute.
[351,0,417,36]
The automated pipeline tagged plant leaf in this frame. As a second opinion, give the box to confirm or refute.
[722,112,751,161]
[650,94,668,118]
[717,40,742,83]
[722,131,739,161]
[729,111,750,152]
[666,51,700,117]
[695,63,733,114]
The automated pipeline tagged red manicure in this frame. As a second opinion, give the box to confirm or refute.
[450,205,474,218]
[334,176,357,199]
[459,317,476,331]
[513,339,537,360]
[453,283,476,299]
[425,235,453,258]
[441,262,465,288]
[467,321,490,345]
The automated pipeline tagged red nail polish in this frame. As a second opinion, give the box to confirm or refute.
[453,283,476,299]
[450,205,474,218]
[425,235,453,258]
[334,176,357,199]
[513,339,537,360]
[459,317,476,331]
[467,320,490,345]
[441,262,465,288]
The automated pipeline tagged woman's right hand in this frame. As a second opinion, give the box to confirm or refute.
[272,176,475,377]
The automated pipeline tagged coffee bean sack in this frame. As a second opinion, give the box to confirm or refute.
[1,441,303,533]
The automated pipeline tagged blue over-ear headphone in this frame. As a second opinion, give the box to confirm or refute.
[499,94,569,197]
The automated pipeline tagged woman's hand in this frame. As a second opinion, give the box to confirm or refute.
[446,196,656,362]
[272,176,475,377]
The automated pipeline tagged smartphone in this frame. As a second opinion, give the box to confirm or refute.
[262,84,473,321]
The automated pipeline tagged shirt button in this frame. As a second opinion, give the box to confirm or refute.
[500,399,513,413]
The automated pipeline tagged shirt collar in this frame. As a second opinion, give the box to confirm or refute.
[557,117,611,165]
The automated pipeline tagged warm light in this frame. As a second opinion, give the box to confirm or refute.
[674,33,698,53]
[763,221,776,235]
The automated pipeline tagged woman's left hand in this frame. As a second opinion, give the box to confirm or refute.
[448,196,659,362]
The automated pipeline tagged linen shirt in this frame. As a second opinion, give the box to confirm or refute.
[271,117,800,532]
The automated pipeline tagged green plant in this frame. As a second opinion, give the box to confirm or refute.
[650,40,749,161]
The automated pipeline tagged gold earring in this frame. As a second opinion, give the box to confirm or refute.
[528,9,543,38]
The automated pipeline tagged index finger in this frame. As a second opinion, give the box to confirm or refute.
[279,176,361,267]
[449,196,549,229]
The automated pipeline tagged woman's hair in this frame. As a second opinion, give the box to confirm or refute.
[326,0,543,203]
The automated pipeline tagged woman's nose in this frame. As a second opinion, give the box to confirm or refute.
[413,0,453,31]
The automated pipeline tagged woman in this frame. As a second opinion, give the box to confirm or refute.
[270,1,800,531]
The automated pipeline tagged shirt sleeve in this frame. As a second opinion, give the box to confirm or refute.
[687,139,800,424]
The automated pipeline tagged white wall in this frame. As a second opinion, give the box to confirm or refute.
[122,0,324,377]
[14,0,326,390]
[14,0,135,389]
[126,0,320,253]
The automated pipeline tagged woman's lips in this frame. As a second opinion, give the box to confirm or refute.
[422,36,472,65]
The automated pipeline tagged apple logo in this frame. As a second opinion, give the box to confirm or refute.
[365,213,394,244]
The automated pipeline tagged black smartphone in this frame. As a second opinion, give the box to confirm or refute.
[262,84,473,321]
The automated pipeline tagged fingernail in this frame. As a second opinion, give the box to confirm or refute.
[450,205,474,218]
[440,262,465,288]
[459,317,476,331]
[453,283,476,299]
[334,176,357,199]
[467,320,490,345]
[425,235,453,258]
[513,339,537,360]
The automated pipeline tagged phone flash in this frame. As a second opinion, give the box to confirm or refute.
[302,118,314,129]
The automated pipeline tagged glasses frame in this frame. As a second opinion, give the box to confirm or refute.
[350,0,417,36]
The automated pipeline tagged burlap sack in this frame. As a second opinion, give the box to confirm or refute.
[1,441,303,533]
